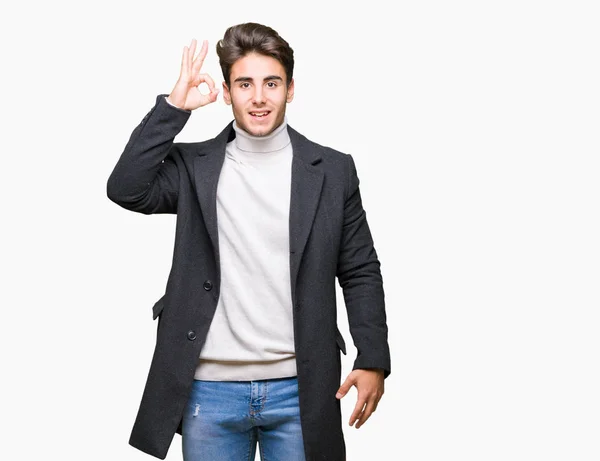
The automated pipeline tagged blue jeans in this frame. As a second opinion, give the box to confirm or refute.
[182,376,306,461]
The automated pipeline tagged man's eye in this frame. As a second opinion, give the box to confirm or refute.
[240,83,250,88]
[267,82,277,88]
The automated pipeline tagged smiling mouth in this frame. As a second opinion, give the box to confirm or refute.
[249,111,271,119]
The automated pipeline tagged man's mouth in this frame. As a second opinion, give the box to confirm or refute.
[249,111,271,119]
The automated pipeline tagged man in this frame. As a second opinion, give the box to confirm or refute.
[107,22,391,461]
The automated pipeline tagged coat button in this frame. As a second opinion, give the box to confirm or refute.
[187,330,197,341]
[203,280,213,291]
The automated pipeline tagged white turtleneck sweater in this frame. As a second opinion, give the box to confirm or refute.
[185,113,296,381]
[164,97,297,380]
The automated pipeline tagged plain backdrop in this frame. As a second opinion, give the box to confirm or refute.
[1,0,599,460]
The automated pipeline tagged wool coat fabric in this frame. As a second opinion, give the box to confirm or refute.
[106,93,391,460]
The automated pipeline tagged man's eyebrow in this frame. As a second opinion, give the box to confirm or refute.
[233,75,284,83]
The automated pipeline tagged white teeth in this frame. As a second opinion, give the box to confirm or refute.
[251,112,269,116]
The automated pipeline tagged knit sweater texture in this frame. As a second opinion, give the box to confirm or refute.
[193,116,297,381]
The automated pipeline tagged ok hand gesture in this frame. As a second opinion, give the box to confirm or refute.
[168,39,219,111]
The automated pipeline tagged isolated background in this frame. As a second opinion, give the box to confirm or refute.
[2,0,599,460]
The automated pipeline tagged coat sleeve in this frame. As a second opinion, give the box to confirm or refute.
[336,153,391,378]
[106,94,191,214]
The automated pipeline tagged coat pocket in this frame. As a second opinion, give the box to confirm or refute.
[152,295,165,320]
[335,327,347,355]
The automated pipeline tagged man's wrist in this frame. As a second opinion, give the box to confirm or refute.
[356,367,385,375]
[164,96,191,113]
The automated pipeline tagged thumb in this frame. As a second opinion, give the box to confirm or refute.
[209,87,219,103]
[336,375,355,399]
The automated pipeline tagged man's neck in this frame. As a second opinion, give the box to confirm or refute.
[232,118,290,153]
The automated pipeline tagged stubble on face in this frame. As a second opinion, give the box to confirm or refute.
[231,96,287,137]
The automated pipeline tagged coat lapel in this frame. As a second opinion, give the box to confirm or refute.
[192,122,324,303]
[287,126,324,303]
[193,122,233,268]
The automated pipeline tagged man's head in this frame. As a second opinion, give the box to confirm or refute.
[216,23,295,137]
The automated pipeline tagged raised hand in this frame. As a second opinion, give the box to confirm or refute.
[167,39,219,111]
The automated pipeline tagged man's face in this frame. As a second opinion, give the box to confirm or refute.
[222,52,294,137]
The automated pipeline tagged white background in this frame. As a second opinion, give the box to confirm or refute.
[2,0,599,460]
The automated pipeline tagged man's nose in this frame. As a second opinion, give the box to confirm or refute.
[252,87,266,105]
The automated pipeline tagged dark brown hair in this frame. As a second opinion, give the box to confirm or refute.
[216,23,294,87]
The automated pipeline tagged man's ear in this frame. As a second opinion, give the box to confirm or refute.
[286,78,295,103]
[222,82,232,105]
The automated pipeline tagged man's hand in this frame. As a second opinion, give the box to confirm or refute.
[336,368,385,429]
[168,39,219,111]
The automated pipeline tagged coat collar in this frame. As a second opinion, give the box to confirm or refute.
[193,121,324,303]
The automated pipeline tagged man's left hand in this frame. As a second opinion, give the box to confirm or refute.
[335,368,385,428]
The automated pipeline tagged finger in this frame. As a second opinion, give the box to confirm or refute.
[348,398,366,426]
[207,87,219,103]
[182,46,189,77]
[198,73,217,92]
[196,75,220,106]
[180,46,187,75]
[211,87,220,102]
[188,39,197,74]
[355,399,377,429]
[192,39,208,75]
[199,88,219,106]
[372,391,383,413]
[336,376,355,399]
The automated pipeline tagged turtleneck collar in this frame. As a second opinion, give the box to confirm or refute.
[232,117,291,154]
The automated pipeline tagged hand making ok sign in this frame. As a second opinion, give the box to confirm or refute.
[167,39,219,111]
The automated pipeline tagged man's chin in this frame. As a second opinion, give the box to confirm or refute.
[249,128,271,137]
[235,112,283,137]
[244,121,274,137]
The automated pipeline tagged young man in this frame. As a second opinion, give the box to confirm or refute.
[107,22,391,461]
